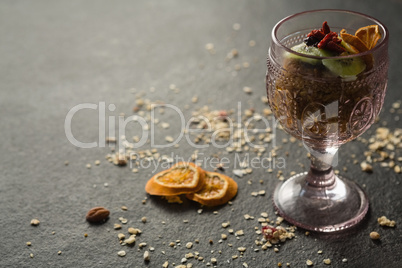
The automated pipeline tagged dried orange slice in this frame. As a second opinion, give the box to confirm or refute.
[145,162,205,196]
[340,30,369,53]
[186,172,238,206]
[355,25,381,50]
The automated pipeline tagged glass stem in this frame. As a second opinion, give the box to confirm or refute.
[305,148,338,188]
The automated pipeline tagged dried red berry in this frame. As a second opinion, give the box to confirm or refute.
[317,32,337,49]
[262,225,278,240]
[322,21,330,35]
[305,21,345,54]
[307,29,325,40]
[325,41,345,53]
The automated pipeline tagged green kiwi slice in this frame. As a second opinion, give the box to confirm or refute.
[288,43,335,64]
[322,57,366,79]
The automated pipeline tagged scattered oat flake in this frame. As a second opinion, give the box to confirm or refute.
[233,169,244,177]
[124,235,136,244]
[235,230,244,236]
[165,136,174,143]
[205,43,214,50]
[117,250,126,257]
[360,161,373,172]
[118,233,125,240]
[143,251,150,261]
[306,259,313,266]
[244,214,253,220]
[370,231,380,240]
[243,87,252,94]
[378,216,396,227]
[323,259,331,265]
[119,217,128,224]
[30,219,40,226]
[238,247,246,252]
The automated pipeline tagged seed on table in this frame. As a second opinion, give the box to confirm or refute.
[141,217,147,223]
[186,242,193,249]
[235,230,244,236]
[143,251,150,261]
[26,242,31,246]
[117,250,126,257]
[222,222,230,228]
[323,258,331,265]
[306,259,313,266]
[370,231,380,240]
[124,235,136,245]
[119,217,128,224]
[118,233,125,240]
[238,247,246,252]
[30,219,40,226]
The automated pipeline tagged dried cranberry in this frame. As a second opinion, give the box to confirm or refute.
[322,21,330,35]
[317,32,337,49]
[307,29,325,40]
[305,21,345,54]
[325,41,345,53]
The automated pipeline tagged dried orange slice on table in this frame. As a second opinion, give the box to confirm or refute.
[186,172,238,206]
[145,162,205,196]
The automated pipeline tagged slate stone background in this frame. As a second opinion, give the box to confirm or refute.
[1,0,401,267]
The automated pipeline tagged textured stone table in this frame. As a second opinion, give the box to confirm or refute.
[1,0,401,267]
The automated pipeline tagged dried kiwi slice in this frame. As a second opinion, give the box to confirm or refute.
[322,56,366,79]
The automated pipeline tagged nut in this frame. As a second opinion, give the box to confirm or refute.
[86,207,110,223]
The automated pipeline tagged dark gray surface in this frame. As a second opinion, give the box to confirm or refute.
[1,0,401,267]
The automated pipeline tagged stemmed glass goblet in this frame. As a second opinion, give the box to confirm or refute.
[266,10,389,232]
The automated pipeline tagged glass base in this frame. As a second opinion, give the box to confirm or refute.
[273,172,369,232]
